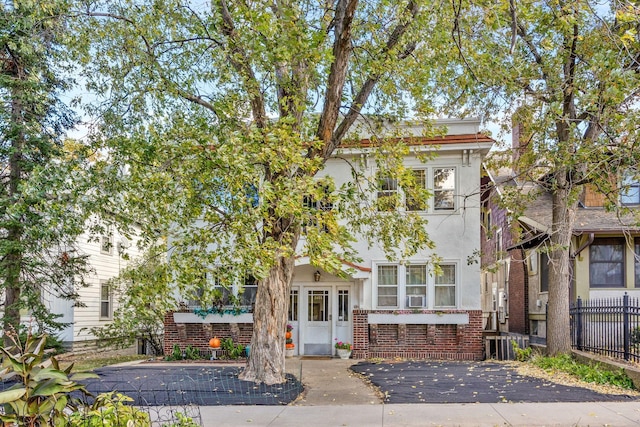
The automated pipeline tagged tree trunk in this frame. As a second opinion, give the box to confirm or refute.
[239,253,296,384]
[546,174,578,356]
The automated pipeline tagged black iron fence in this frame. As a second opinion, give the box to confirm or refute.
[570,293,640,363]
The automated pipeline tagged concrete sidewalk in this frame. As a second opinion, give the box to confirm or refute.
[200,402,640,426]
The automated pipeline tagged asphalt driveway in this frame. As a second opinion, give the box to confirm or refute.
[53,359,640,406]
[350,360,640,404]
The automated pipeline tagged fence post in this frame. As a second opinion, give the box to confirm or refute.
[624,292,630,361]
[576,297,582,351]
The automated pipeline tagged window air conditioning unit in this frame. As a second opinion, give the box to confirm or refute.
[408,295,425,308]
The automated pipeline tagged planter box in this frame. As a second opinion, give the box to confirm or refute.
[367,312,469,325]
[173,312,254,324]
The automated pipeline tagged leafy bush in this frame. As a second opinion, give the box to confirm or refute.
[67,392,149,426]
[184,345,201,360]
[510,339,532,361]
[220,338,245,359]
[0,332,97,426]
[166,344,183,361]
[531,354,635,389]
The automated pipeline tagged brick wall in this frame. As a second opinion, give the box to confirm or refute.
[163,312,252,355]
[351,309,483,360]
[165,310,484,360]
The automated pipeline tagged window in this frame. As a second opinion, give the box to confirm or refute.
[433,168,455,210]
[435,264,456,307]
[405,170,427,211]
[377,265,398,307]
[621,174,640,205]
[100,282,112,319]
[239,276,258,306]
[635,239,640,288]
[338,290,349,321]
[540,252,549,293]
[377,176,399,211]
[289,289,298,321]
[308,290,329,321]
[212,277,232,306]
[405,264,427,307]
[100,227,113,255]
[589,238,625,288]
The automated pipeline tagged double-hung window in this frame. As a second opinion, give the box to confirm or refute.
[435,264,456,307]
[405,264,427,308]
[100,281,112,319]
[405,170,427,211]
[377,265,398,307]
[377,167,456,212]
[621,174,640,205]
[239,276,258,306]
[433,168,456,211]
[376,262,457,309]
[377,176,400,211]
[589,238,625,288]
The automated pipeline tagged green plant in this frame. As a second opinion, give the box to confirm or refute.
[67,391,149,426]
[162,412,200,427]
[510,339,532,362]
[166,344,183,361]
[220,338,245,359]
[531,354,635,390]
[183,345,201,360]
[631,326,640,345]
[334,340,351,350]
[0,331,98,426]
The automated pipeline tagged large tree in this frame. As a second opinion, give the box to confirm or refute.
[0,0,92,341]
[441,0,640,354]
[76,0,442,383]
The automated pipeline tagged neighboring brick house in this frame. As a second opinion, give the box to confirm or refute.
[165,118,494,360]
[481,134,640,347]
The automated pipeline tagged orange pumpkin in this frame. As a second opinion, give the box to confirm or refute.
[285,343,295,349]
[209,337,221,348]
[285,331,292,339]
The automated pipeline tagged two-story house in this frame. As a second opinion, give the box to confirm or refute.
[41,221,142,351]
[481,130,640,349]
[165,118,494,360]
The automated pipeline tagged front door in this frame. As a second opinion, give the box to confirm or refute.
[304,288,332,355]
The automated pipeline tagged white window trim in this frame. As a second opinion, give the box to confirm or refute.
[100,281,113,320]
[375,166,458,214]
[372,261,459,310]
[100,227,113,255]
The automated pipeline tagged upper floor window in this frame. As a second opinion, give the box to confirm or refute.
[377,167,456,212]
[100,226,113,255]
[433,168,456,211]
[589,238,625,288]
[621,174,640,205]
[377,176,400,211]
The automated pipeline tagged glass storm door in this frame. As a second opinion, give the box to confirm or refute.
[304,288,332,355]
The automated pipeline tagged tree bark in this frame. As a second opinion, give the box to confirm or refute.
[239,252,296,384]
[546,170,578,356]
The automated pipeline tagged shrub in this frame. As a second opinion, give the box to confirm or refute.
[67,391,149,426]
[220,338,245,359]
[510,339,532,361]
[0,331,97,426]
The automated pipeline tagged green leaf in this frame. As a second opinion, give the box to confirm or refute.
[0,388,26,404]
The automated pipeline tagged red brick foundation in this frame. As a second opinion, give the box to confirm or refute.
[164,309,483,360]
[351,309,484,360]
